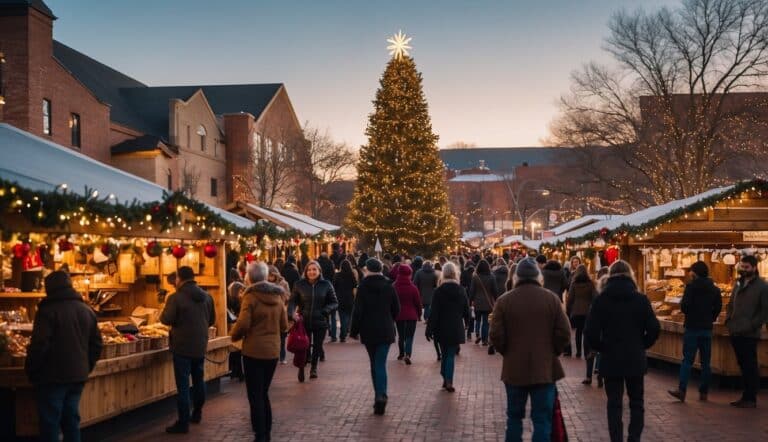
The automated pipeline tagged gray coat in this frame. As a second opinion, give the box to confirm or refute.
[414,265,439,305]
[726,276,768,338]
[161,281,216,358]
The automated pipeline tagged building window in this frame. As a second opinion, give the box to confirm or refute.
[167,169,173,190]
[43,99,52,135]
[197,125,207,151]
[70,113,81,147]
[210,178,218,197]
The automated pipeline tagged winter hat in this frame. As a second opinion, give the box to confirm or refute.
[398,264,413,277]
[515,258,540,281]
[45,270,73,294]
[365,258,383,273]
[690,261,709,278]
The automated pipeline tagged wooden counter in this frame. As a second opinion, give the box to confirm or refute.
[647,319,768,377]
[0,336,231,437]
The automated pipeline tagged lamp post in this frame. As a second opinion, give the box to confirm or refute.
[530,221,541,240]
[502,177,551,239]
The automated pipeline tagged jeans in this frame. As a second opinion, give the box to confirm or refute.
[504,383,556,442]
[423,303,431,320]
[731,335,759,402]
[339,311,352,340]
[35,382,85,442]
[439,344,458,383]
[328,310,338,339]
[172,354,206,425]
[475,311,490,343]
[306,328,327,368]
[243,357,278,441]
[678,328,712,393]
[365,343,390,398]
[396,320,417,356]
[279,333,287,362]
[604,376,644,442]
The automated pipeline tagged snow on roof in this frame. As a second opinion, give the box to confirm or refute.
[243,203,323,235]
[499,235,541,250]
[0,123,255,229]
[270,207,339,231]
[449,173,506,183]
[550,215,620,236]
[461,231,484,241]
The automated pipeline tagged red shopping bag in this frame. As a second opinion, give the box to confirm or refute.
[552,389,568,442]
[287,315,309,367]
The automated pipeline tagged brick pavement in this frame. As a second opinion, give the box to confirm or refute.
[100,322,767,442]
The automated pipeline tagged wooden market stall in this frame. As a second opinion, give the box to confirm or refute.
[0,123,254,437]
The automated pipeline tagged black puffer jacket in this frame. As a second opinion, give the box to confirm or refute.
[413,264,439,305]
[350,274,400,345]
[543,268,569,301]
[469,273,499,313]
[161,281,216,358]
[681,276,722,330]
[426,281,470,346]
[492,266,509,297]
[25,287,102,384]
[289,278,338,331]
[281,263,300,292]
[333,271,357,313]
[585,275,660,377]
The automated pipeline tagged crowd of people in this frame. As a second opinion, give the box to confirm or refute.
[26,244,768,442]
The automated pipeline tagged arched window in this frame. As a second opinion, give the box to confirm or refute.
[197,125,207,152]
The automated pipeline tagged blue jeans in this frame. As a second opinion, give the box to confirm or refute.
[172,354,206,425]
[339,311,351,340]
[505,383,556,442]
[476,311,490,342]
[423,303,431,321]
[679,328,712,393]
[328,310,338,339]
[35,382,85,442]
[365,343,390,398]
[439,344,458,383]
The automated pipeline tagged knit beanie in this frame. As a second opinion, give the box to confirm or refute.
[515,258,541,281]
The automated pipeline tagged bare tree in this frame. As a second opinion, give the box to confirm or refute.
[181,160,201,198]
[550,0,768,208]
[297,123,358,220]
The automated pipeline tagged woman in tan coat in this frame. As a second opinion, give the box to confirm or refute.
[230,262,289,442]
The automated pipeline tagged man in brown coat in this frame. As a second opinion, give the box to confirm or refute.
[490,258,571,442]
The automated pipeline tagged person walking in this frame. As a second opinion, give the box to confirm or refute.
[160,266,216,434]
[268,265,291,365]
[230,263,289,442]
[414,260,439,358]
[460,261,476,339]
[227,281,246,379]
[426,262,470,392]
[393,264,422,364]
[281,256,301,292]
[25,271,103,442]
[724,254,768,408]
[288,261,338,382]
[489,259,571,442]
[349,258,400,415]
[585,260,660,442]
[492,258,509,297]
[468,259,498,350]
[542,260,569,302]
[317,253,338,342]
[668,261,722,402]
[333,259,358,342]
[566,265,597,368]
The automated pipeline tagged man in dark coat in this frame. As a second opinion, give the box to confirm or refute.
[413,261,438,320]
[25,271,102,442]
[460,262,476,339]
[350,258,400,416]
[585,261,660,442]
[668,261,722,402]
[281,256,301,292]
[160,266,216,434]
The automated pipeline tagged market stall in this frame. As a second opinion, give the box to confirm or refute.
[0,124,253,436]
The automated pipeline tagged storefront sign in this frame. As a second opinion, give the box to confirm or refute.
[743,231,768,242]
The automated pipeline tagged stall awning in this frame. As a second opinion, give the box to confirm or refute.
[230,202,328,236]
[0,123,255,229]
[549,215,620,236]
[269,207,339,232]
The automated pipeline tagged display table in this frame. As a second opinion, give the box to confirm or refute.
[0,336,231,437]
[647,319,768,377]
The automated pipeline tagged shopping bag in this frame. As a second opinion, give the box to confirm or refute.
[552,388,568,442]
[287,315,309,354]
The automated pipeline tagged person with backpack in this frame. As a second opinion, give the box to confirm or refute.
[468,259,499,352]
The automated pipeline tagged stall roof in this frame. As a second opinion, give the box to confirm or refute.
[237,203,324,235]
[499,235,541,250]
[549,215,619,236]
[449,173,506,183]
[0,123,255,229]
[269,207,339,232]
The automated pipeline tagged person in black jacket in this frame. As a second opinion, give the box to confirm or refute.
[668,261,723,402]
[426,262,470,392]
[468,260,499,348]
[333,259,358,343]
[160,266,216,434]
[288,260,338,382]
[317,253,339,341]
[25,271,102,442]
[460,261,476,339]
[350,258,400,415]
[281,258,301,292]
[585,260,660,442]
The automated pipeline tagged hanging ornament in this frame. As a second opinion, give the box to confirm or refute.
[152,204,161,214]
[203,242,218,258]
[171,244,187,259]
[146,240,163,258]
[599,227,609,238]
[12,242,31,259]
[245,252,256,263]
[58,238,74,252]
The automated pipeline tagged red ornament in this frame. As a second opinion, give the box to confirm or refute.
[58,239,74,252]
[203,243,218,258]
[12,242,31,259]
[167,203,175,214]
[151,205,161,214]
[245,252,255,263]
[171,244,187,259]
[599,227,609,238]
[146,241,162,257]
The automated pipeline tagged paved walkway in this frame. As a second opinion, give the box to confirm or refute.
[100,322,767,441]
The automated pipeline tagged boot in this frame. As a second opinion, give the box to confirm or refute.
[699,392,708,401]
[165,422,189,434]
[487,345,495,355]
[404,355,412,365]
[373,395,387,415]
[668,389,686,402]
[298,367,305,383]
[310,366,318,379]
[190,408,202,424]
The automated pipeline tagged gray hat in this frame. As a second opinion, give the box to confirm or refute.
[515,258,541,280]
[365,258,383,273]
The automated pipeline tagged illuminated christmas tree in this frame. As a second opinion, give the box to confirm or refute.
[346,31,457,256]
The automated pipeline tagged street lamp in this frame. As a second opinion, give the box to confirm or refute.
[530,221,541,240]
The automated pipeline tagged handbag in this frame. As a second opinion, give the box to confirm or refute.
[551,388,568,442]
[474,275,495,311]
[287,315,310,354]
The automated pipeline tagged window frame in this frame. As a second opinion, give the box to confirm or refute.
[210,177,218,197]
[42,99,52,136]
[70,113,81,148]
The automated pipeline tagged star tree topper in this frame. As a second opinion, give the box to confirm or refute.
[387,30,412,59]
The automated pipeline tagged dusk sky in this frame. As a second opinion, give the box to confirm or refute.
[48,0,677,149]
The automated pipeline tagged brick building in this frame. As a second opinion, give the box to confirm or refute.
[0,0,305,209]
